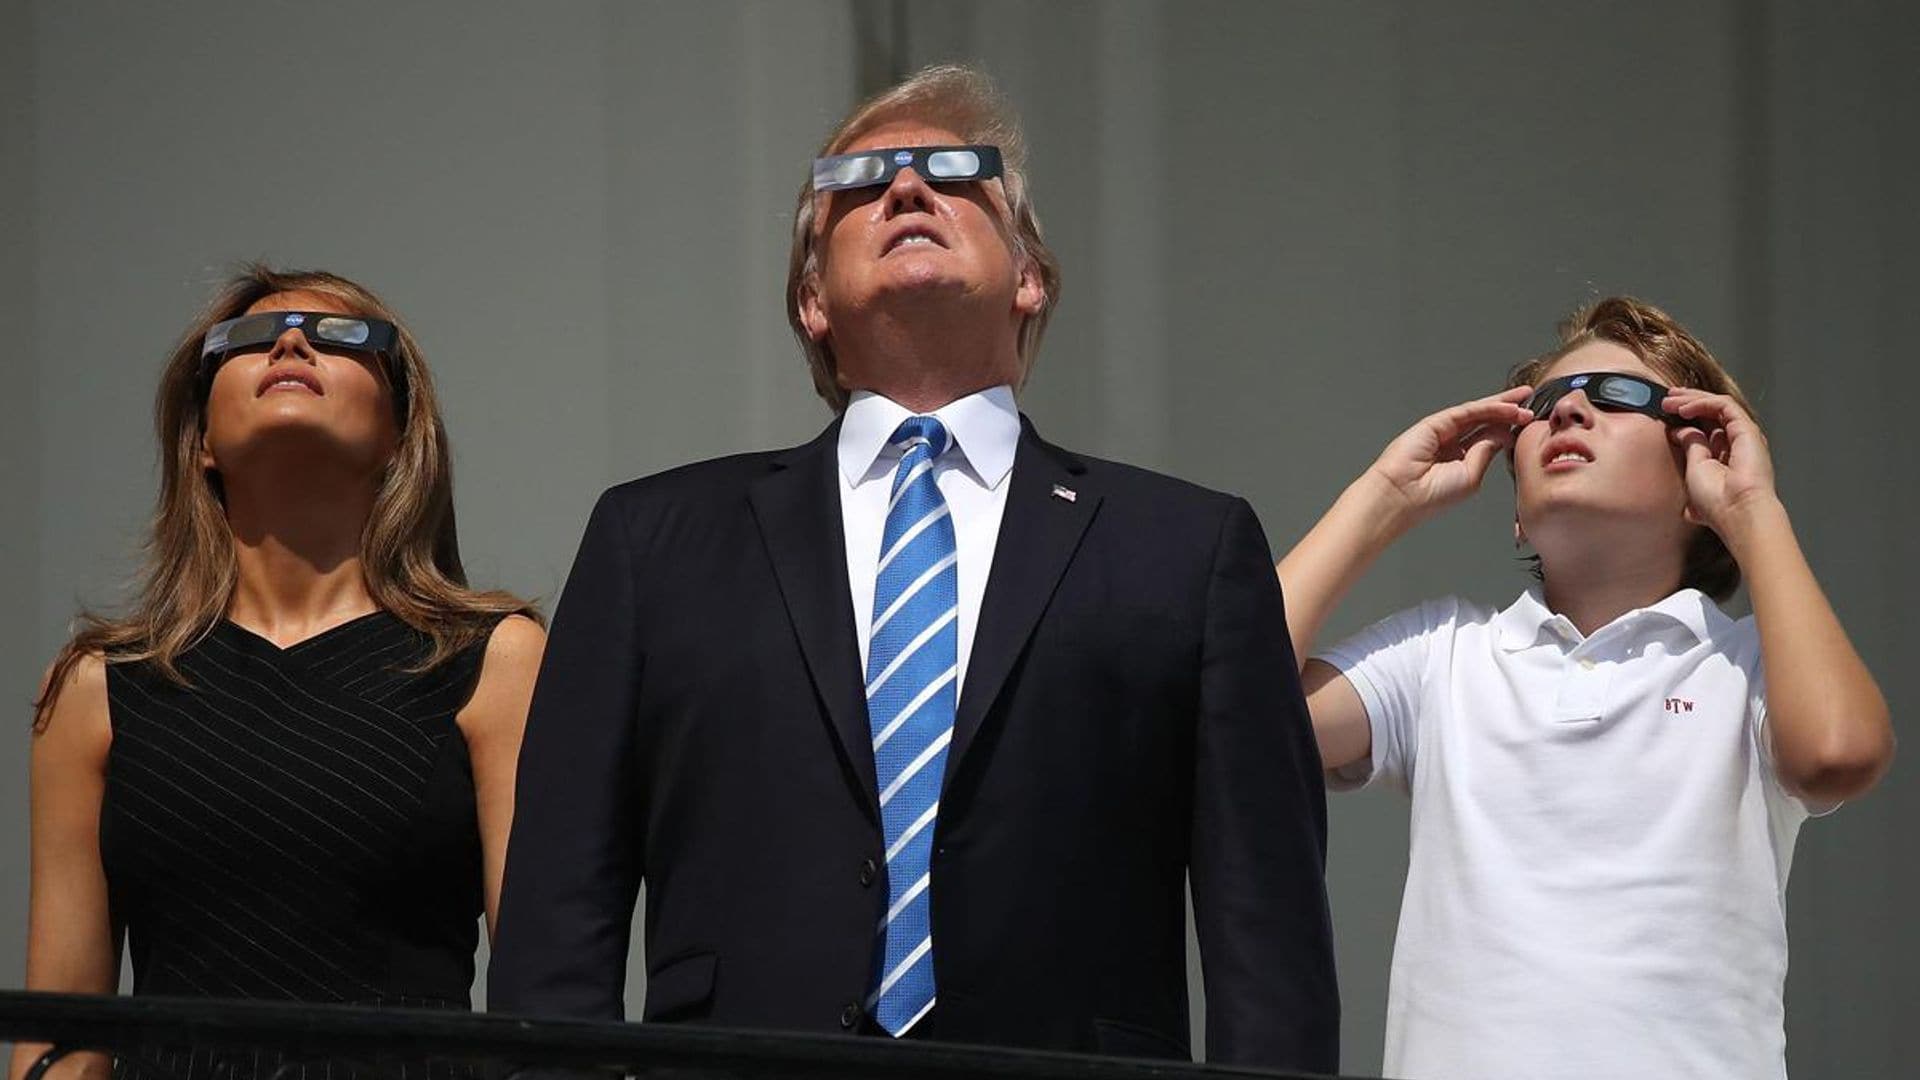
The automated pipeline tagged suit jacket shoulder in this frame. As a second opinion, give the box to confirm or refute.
[1070,451,1241,509]
[599,447,793,510]
[1028,430,1255,562]
[588,425,837,532]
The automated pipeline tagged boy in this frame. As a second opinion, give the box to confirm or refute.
[1279,297,1893,1078]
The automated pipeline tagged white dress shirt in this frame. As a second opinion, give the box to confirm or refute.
[838,385,1019,702]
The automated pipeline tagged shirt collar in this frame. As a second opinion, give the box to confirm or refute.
[1494,586,1726,651]
[836,384,1020,489]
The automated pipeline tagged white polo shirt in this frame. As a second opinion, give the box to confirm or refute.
[1320,588,1822,1080]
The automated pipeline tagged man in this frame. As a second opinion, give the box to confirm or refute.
[489,64,1338,1071]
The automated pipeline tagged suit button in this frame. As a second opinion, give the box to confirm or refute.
[860,857,878,887]
[841,1001,862,1029]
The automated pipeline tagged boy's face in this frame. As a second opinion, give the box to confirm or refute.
[1513,341,1691,554]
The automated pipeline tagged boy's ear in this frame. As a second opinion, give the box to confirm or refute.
[1513,516,1527,549]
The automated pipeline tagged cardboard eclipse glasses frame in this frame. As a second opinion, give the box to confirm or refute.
[812,144,1003,192]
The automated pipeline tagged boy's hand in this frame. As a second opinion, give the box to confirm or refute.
[1363,386,1537,528]
[1664,388,1782,538]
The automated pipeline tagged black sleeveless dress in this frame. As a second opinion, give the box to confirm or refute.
[101,612,498,1080]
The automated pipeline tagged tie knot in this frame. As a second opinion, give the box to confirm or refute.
[890,416,952,462]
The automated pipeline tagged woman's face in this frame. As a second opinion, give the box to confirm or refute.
[199,290,402,482]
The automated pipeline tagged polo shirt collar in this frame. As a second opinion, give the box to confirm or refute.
[836,384,1020,489]
[1494,586,1726,651]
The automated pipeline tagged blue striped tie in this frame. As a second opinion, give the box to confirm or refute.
[865,415,958,1036]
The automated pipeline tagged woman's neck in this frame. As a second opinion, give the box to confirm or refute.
[220,463,381,646]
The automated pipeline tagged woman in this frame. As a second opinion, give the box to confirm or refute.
[1279,296,1892,1079]
[14,266,545,1080]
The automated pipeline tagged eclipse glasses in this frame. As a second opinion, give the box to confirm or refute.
[199,310,407,417]
[1523,372,1691,425]
[812,144,1003,192]
[202,310,397,368]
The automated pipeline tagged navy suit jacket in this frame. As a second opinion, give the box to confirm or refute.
[489,416,1339,1072]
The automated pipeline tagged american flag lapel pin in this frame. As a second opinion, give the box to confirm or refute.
[1051,483,1077,503]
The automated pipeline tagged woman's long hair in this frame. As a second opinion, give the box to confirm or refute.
[34,265,538,729]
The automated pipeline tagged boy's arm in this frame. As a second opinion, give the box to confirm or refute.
[1667,389,1894,802]
[1278,387,1535,769]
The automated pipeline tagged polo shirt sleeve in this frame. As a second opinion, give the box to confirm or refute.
[1315,597,1458,793]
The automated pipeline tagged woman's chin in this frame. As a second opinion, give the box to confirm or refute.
[209,420,391,479]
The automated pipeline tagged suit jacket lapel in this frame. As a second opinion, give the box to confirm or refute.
[747,421,879,823]
[946,417,1100,786]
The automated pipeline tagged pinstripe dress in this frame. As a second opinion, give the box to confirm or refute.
[101,612,498,1080]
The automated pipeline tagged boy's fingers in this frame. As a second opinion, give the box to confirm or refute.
[1664,389,1752,427]
[1443,405,1535,443]
[1462,437,1505,479]
[1443,398,1531,424]
[1682,436,1717,470]
[1674,427,1722,470]
[1464,419,1517,447]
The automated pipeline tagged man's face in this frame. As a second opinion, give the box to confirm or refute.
[1513,341,1691,544]
[799,120,1044,366]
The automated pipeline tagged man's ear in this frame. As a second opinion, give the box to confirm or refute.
[797,275,830,343]
[1513,516,1528,549]
[1013,256,1046,318]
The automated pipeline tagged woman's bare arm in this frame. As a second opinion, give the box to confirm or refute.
[10,655,118,1080]
[455,615,547,940]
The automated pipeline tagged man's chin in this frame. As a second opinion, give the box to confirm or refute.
[870,264,974,298]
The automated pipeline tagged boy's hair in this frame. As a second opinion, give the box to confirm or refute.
[1505,296,1758,602]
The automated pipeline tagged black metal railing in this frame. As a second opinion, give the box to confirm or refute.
[0,992,1343,1080]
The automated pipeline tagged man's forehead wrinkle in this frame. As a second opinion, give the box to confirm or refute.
[840,122,967,155]
[832,98,997,149]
